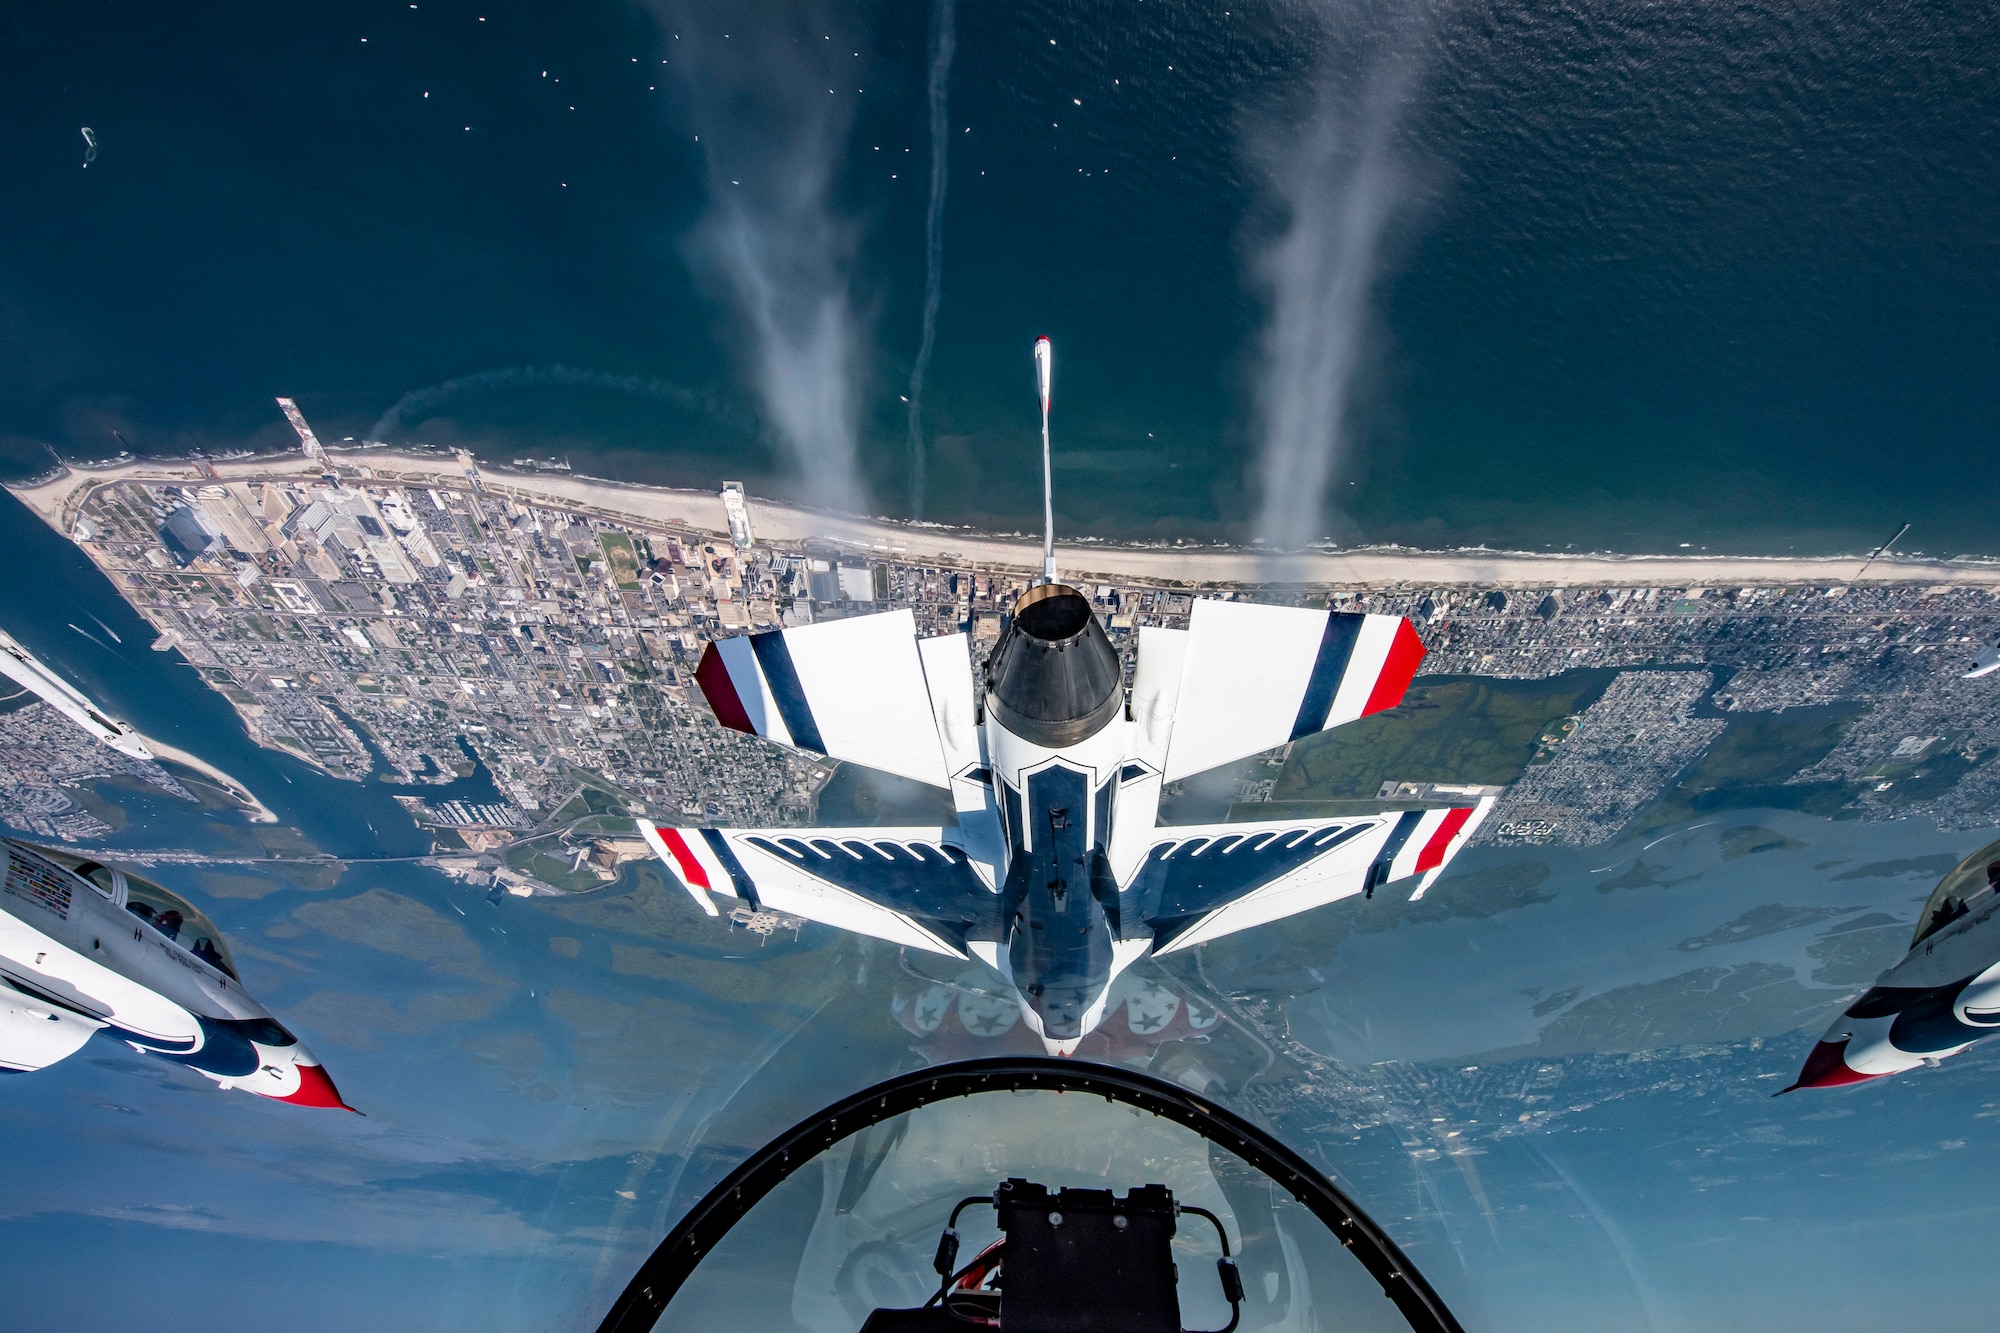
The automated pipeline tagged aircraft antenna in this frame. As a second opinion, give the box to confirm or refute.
[1035,337,1057,584]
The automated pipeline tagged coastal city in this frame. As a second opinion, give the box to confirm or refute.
[4,437,2000,891]
[0,697,197,844]
[4,436,1999,1294]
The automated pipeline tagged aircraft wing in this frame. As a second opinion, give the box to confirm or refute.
[639,821,997,959]
[692,609,954,787]
[1154,601,1427,783]
[0,984,105,1073]
[1129,800,1492,955]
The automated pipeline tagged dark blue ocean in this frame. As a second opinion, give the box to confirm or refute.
[4,0,1999,554]
[12,10,2000,1333]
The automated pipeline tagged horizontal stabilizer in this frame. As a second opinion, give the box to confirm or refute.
[638,821,993,958]
[693,610,951,787]
[1160,601,1425,783]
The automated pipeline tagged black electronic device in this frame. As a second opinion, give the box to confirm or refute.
[598,1058,1460,1333]
[858,1177,1243,1333]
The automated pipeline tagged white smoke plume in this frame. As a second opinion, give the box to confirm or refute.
[1247,25,1422,551]
[666,6,871,515]
[905,0,956,519]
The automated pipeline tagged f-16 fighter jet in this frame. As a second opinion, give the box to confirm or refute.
[0,839,350,1108]
[0,626,151,759]
[1966,635,2000,678]
[642,339,1492,1053]
[1789,835,2000,1091]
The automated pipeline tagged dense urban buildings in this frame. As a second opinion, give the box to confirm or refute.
[13,452,2000,883]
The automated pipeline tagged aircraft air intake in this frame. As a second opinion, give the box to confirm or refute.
[983,584,1123,748]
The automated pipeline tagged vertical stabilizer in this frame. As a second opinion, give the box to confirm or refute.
[1035,337,1057,584]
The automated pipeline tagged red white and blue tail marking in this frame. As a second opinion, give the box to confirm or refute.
[1162,601,1429,783]
[691,610,952,788]
[1371,799,1495,901]
[637,820,724,916]
[636,819,973,956]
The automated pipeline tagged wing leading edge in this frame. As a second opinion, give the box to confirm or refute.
[691,601,1427,794]
[643,801,1490,963]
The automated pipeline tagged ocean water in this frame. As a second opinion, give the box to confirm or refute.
[4,1,1999,554]
[12,10,2000,1329]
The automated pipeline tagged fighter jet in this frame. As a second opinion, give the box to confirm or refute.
[640,338,1492,1054]
[0,626,151,759]
[1966,635,2000,678]
[1788,835,2000,1091]
[0,839,350,1108]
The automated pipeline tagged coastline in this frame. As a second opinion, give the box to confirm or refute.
[137,733,278,824]
[11,449,1997,589]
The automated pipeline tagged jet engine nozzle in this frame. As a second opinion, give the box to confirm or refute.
[984,584,1123,748]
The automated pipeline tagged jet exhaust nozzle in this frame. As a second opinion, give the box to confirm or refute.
[984,585,1123,748]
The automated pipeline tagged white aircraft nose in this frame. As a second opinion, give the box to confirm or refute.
[246,1042,355,1111]
[1041,1036,1081,1057]
[1831,1030,1931,1082]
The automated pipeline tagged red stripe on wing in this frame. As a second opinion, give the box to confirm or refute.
[660,828,711,890]
[1412,806,1473,875]
[1361,619,1427,717]
[694,641,755,734]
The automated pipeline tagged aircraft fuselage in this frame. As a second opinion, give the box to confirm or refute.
[996,763,1119,1045]
[0,840,348,1107]
[1792,848,2000,1090]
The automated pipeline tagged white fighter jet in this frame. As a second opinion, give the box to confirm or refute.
[0,627,151,759]
[1965,636,2000,679]
[1789,835,2000,1091]
[0,839,350,1108]
[641,338,1492,1054]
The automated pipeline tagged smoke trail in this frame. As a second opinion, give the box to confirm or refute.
[1529,1141,1678,1331]
[368,365,755,443]
[1247,21,1421,551]
[664,5,871,516]
[905,0,956,519]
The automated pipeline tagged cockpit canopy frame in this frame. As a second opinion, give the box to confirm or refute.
[597,1055,1463,1333]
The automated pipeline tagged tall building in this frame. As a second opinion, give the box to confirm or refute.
[158,504,221,567]
[721,482,753,550]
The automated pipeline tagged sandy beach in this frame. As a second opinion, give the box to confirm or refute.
[13,449,1997,590]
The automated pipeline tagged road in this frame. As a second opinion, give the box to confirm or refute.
[13,450,1999,589]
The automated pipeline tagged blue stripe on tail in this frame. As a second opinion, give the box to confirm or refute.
[1290,612,1364,740]
[749,631,827,754]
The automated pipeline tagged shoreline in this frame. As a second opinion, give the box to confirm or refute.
[139,734,278,824]
[12,449,1999,589]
